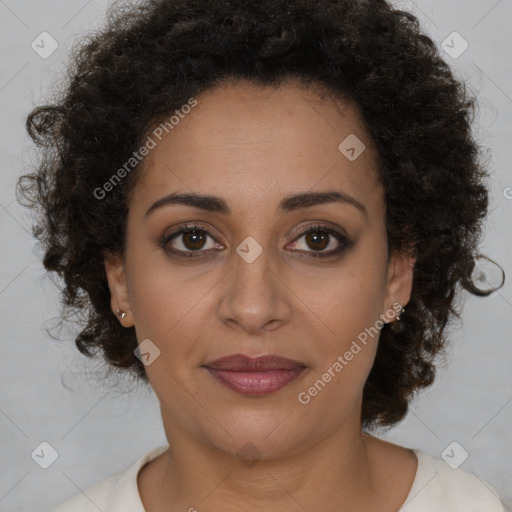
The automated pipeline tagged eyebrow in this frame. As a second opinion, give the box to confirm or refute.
[145,190,367,218]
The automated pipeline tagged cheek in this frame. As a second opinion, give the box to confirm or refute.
[307,254,387,342]
[307,280,383,375]
[127,259,212,411]
[298,246,388,395]
[126,248,215,366]
[296,276,385,415]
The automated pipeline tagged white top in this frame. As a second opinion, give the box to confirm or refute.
[53,444,506,511]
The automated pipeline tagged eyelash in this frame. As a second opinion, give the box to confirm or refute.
[160,223,352,260]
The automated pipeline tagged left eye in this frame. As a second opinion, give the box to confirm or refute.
[288,225,349,256]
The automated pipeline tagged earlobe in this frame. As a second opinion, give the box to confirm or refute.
[103,250,134,326]
[383,248,416,322]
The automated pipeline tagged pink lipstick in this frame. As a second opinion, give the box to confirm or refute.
[203,354,307,396]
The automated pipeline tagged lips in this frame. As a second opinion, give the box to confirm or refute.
[203,354,307,396]
[205,354,306,371]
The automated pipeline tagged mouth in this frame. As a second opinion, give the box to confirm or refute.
[202,354,308,396]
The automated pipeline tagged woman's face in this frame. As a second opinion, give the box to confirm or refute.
[105,78,414,459]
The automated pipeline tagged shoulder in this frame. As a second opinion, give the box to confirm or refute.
[400,448,506,512]
[52,445,169,512]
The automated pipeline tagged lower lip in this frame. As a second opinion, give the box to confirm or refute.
[204,367,306,396]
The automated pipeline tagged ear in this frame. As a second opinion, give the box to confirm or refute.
[382,248,416,322]
[103,250,134,327]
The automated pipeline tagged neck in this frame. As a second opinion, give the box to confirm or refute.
[142,413,381,512]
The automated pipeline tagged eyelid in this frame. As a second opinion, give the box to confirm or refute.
[287,222,349,243]
[286,224,351,256]
[161,223,221,255]
[161,222,351,258]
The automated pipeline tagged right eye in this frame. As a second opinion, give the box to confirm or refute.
[161,224,223,257]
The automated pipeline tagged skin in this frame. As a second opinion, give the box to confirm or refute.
[105,78,417,512]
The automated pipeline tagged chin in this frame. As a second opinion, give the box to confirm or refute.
[193,407,314,462]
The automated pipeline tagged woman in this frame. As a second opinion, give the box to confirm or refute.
[17,0,506,510]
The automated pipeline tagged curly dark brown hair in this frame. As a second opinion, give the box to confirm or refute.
[16,0,504,431]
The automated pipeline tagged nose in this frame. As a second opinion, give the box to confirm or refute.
[216,241,292,335]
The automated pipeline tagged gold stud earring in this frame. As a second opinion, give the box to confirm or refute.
[390,306,405,333]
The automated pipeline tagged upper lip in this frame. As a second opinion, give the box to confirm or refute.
[203,354,306,371]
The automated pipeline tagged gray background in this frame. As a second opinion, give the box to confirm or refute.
[0,0,511,510]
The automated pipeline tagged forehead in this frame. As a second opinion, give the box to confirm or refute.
[131,79,383,217]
